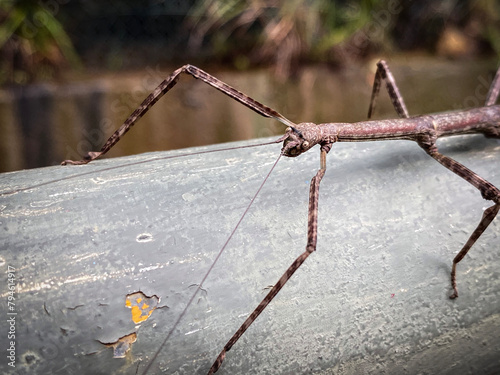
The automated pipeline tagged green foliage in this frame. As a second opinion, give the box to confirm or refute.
[188,0,386,78]
[188,0,500,78]
[1,0,498,83]
[0,0,81,84]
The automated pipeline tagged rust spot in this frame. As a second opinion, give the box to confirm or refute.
[100,332,137,358]
[125,292,159,324]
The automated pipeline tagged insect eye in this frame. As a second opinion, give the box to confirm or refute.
[302,141,310,149]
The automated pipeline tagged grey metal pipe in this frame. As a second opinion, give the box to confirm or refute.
[0,134,499,374]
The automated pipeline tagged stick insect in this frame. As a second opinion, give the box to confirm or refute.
[62,60,500,373]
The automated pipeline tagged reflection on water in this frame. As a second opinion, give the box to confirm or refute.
[0,57,497,172]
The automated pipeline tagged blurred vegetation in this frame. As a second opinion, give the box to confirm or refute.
[0,0,81,85]
[0,0,499,85]
[188,0,500,79]
[188,0,387,79]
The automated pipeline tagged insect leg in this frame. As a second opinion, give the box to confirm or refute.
[422,144,500,298]
[485,64,500,106]
[62,65,295,165]
[207,148,328,374]
[449,204,499,299]
[367,60,410,119]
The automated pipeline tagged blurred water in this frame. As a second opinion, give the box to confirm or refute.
[0,57,497,172]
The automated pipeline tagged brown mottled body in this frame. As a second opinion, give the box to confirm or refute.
[62,60,500,374]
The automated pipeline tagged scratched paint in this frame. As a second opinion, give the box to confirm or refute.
[101,332,137,358]
[125,292,159,324]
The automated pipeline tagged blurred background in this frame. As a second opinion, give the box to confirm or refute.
[0,0,499,172]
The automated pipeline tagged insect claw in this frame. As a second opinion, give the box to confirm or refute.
[61,151,102,165]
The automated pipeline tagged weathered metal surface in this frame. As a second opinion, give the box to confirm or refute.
[0,135,499,374]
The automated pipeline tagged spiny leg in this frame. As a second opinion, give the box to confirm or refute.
[367,60,410,119]
[207,148,328,374]
[62,65,296,165]
[422,144,500,299]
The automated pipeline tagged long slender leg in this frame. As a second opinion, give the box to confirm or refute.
[367,60,410,119]
[422,144,500,298]
[207,148,328,374]
[371,60,500,297]
[62,65,296,165]
[449,204,499,298]
[485,64,500,106]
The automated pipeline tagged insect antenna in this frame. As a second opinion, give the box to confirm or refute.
[0,140,280,196]
[140,152,282,374]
